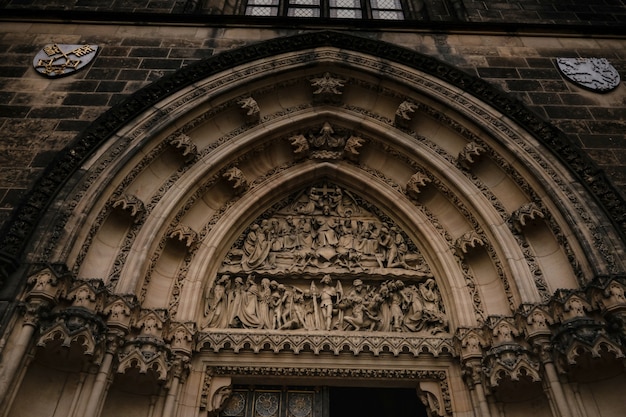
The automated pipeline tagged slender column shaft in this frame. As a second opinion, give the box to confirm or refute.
[161,375,180,417]
[543,361,572,417]
[84,351,114,417]
[474,381,492,417]
[0,323,36,407]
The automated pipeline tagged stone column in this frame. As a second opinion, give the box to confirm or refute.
[536,342,572,417]
[161,353,191,417]
[83,333,121,417]
[0,303,41,408]
[463,360,492,417]
[0,267,61,409]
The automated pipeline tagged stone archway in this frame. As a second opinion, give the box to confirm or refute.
[1,31,626,417]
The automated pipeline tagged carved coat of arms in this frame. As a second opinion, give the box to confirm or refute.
[33,44,98,77]
[556,57,621,92]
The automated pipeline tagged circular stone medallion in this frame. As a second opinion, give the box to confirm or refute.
[556,58,621,92]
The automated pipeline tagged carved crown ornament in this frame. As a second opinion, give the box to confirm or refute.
[288,123,366,161]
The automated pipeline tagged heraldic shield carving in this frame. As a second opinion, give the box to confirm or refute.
[33,43,98,77]
[556,57,621,92]
[203,183,449,335]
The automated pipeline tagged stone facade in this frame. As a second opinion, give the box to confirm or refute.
[0,2,625,417]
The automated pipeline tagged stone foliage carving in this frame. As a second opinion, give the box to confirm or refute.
[457,142,486,170]
[310,72,346,103]
[511,202,545,233]
[405,171,432,200]
[169,224,199,249]
[169,132,198,162]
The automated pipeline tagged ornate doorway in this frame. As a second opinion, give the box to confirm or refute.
[220,386,429,417]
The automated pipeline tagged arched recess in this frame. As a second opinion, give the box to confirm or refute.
[2,31,626,417]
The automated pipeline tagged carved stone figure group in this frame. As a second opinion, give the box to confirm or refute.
[226,185,425,274]
[204,274,448,334]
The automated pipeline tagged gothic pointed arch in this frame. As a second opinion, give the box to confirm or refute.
[2,30,626,417]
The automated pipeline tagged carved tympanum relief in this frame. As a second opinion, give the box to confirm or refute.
[204,183,449,334]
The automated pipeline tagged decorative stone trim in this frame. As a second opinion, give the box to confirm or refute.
[210,365,452,415]
[169,224,199,249]
[223,167,249,196]
[510,203,545,233]
[197,330,455,357]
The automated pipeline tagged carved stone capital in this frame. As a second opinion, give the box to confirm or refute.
[26,267,61,303]
[103,296,135,331]
[521,305,553,339]
[461,359,484,387]
[65,279,103,311]
[487,316,520,346]
[456,327,487,361]
[167,321,196,355]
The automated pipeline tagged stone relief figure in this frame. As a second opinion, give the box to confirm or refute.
[222,184,431,275]
[205,275,231,328]
[203,274,448,334]
[205,182,447,334]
